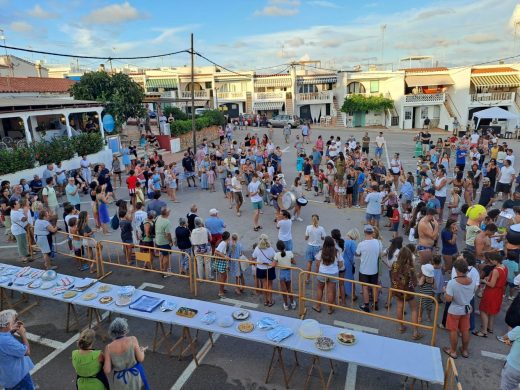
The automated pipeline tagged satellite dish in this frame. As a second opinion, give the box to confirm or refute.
[102,114,115,133]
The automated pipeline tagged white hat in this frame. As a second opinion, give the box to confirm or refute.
[421,264,434,278]
[209,208,219,215]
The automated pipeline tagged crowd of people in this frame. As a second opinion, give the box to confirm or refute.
[1,122,520,389]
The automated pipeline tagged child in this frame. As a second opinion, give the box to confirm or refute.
[312,174,319,196]
[294,135,304,155]
[273,240,296,310]
[402,204,412,234]
[227,233,245,294]
[383,236,402,308]
[166,168,178,202]
[389,204,400,238]
[68,218,87,271]
[418,263,435,323]
[296,154,304,175]
[119,209,134,265]
[225,172,234,208]
[432,255,444,303]
[503,251,519,300]
[135,181,145,206]
[337,178,346,209]
[346,172,355,208]
[208,166,216,192]
[323,178,330,203]
[318,169,325,194]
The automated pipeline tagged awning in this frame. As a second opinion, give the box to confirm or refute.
[146,78,177,89]
[471,74,520,88]
[405,74,455,87]
[297,76,337,85]
[253,101,284,111]
[254,77,292,87]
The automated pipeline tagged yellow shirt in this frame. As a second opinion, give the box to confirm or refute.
[491,147,499,160]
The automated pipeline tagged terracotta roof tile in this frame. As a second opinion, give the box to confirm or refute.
[0,77,75,93]
[471,67,517,74]
[402,67,448,73]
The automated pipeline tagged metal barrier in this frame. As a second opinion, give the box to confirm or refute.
[443,357,462,390]
[192,253,302,305]
[53,230,103,278]
[97,239,192,292]
[26,225,41,261]
[298,271,439,346]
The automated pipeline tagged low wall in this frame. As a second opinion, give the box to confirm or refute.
[2,148,113,184]
[177,125,219,150]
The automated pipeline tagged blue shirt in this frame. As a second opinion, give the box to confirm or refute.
[296,157,304,171]
[400,182,414,201]
[205,216,225,234]
[312,151,321,165]
[0,332,34,388]
[65,183,81,206]
[365,192,383,215]
[507,326,520,371]
[456,149,467,165]
[427,197,441,210]
[441,229,457,255]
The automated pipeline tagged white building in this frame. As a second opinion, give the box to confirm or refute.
[0,55,48,78]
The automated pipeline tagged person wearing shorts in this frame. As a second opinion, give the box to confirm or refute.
[248,174,263,231]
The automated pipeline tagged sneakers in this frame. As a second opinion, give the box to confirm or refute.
[296,217,303,222]
[291,216,296,221]
[290,301,297,310]
[359,304,370,313]
[283,303,289,311]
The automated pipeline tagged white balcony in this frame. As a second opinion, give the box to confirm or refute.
[254,91,286,101]
[346,92,391,99]
[296,91,333,103]
[180,90,210,100]
[217,91,246,100]
[470,92,515,106]
[161,91,177,98]
[404,93,445,105]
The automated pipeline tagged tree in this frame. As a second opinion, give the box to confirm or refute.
[70,71,146,129]
[341,94,394,114]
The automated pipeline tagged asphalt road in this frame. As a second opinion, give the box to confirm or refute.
[0,126,516,390]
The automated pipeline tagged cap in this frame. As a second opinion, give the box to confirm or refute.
[421,264,434,278]
[427,188,435,194]
[364,225,374,233]
[209,208,219,215]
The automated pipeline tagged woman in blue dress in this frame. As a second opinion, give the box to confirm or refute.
[199,157,210,190]
[96,184,112,234]
[121,146,131,173]
[343,228,360,302]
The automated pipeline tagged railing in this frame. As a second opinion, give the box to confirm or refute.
[296,91,333,102]
[470,91,514,102]
[217,91,246,100]
[52,231,104,278]
[161,91,177,98]
[346,92,391,99]
[180,90,210,99]
[443,357,463,390]
[405,93,445,104]
[254,91,285,100]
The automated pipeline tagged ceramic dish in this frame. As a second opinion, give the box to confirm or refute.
[63,291,77,299]
[337,332,357,346]
[237,322,255,333]
[40,281,55,290]
[41,270,57,281]
[315,336,335,351]
[115,296,132,306]
[14,277,32,286]
[0,275,11,284]
[232,309,250,320]
[217,317,234,328]
[97,284,112,293]
[176,307,198,318]
[27,279,42,289]
[99,296,113,304]
[82,293,97,301]
[2,268,17,276]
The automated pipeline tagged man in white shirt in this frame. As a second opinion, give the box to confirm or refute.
[231,170,243,216]
[375,132,385,160]
[248,173,263,231]
[9,200,30,263]
[355,225,382,312]
[497,159,516,200]
[364,185,383,228]
[133,202,148,241]
[506,149,515,167]
[469,131,480,147]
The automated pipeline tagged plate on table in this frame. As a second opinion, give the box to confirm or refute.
[97,284,112,293]
[0,275,11,284]
[2,268,17,276]
[232,309,250,321]
[63,291,77,299]
[40,281,55,290]
[99,296,113,304]
[14,277,32,286]
[337,332,357,346]
[217,317,234,328]
[82,292,97,301]
[28,279,43,289]
[315,336,335,351]
[129,295,164,313]
[237,322,255,333]
[176,307,198,318]
[57,276,75,287]
[115,296,132,306]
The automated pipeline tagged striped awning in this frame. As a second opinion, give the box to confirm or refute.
[297,76,337,85]
[254,77,292,87]
[405,74,454,87]
[253,101,284,111]
[471,74,520,88]
[146,78,177,88]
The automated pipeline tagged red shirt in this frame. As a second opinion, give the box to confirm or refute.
[126,175,138,190]
[391,209,400,223]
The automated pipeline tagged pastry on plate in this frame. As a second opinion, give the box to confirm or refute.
[99,296,113,304]
[237,322,254,333]
[337,332,356,345]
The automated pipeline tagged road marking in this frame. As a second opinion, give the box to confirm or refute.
[333,320,379,335]
[26,332,64,349]
[138,282,165,290]
[0,244,17,249]
[31,310,111,374]
[281,146,290,153]
[481,350,507,361]
[219,297,259,308]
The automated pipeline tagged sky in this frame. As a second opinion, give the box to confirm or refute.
[0,0,519,73]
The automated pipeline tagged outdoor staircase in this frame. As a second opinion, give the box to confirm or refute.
[514,93,520,115]
[246,92,253,113]
[443,94,461,131]
[285,94,294,115]
[332,96,342,126]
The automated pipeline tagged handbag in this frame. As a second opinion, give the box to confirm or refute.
[239,254,250,272]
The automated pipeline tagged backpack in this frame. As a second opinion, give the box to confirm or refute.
[110,214,119,230]
[140,219,156,240]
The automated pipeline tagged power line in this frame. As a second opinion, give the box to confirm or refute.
[0,44,190,60]
[193,51,252,77]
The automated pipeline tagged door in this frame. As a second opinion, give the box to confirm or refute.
[352,111,366,127]
[403,107,413,129]
[299,105,312,121]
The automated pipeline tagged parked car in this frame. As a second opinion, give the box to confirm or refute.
[267,115,300,128]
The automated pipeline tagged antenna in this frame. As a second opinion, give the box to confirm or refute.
[380,24,387,69]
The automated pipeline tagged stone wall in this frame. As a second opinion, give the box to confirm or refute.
[178,125,219,150]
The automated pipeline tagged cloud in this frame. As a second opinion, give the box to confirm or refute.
[83,2,141,24]
[285,37,305,47]
[254,0,300,16]
[308,1,340,8]
[10,21,33,33]
[27,4,55,19]
[269,0,300,5]
[413,7,455,20]
[465,33,500,44]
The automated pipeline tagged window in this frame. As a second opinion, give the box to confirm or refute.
[347,82,366,94]
[298,84,318,93]
[421,107,428,119]
[405,110,412,120]
[205,82,212,89]
[370,80,379,93]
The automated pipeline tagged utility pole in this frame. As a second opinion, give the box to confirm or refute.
[191,33,196,153]
[380,24,387,69]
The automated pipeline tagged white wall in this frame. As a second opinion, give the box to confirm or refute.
[446,67,472,128]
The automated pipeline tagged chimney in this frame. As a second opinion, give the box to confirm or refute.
[35,61,42,77]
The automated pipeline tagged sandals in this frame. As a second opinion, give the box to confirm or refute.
[459,348,469,358]
[472,330,487,337]
[412,333,424,341]
[443,347,457,359]
[328,308,335,315]
[312,306,322,313]
[399,326,407,334]
[253,227,260,231]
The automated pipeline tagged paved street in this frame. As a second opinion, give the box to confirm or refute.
[0,125,516,389]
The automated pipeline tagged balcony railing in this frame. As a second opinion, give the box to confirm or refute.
[254,91,285,100]
[161,91,177,98]
[346,92,391,99]
[470,92,514,103]
[180,90,210,99]
[217,91,246,100]
[404,93,445,104]
[297,91,333,102]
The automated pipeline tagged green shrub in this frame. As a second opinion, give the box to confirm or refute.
[163,106,188,121]
[0,147,35,175]
[169,109,224,136]
[32,137,75,165]
[71,133,104,156]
